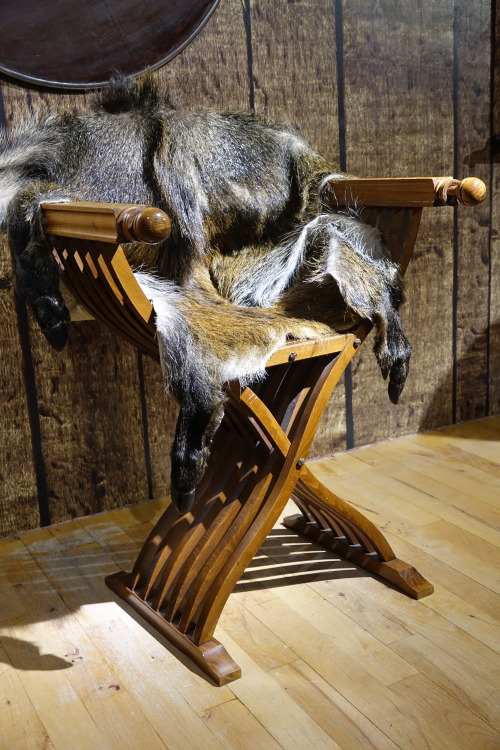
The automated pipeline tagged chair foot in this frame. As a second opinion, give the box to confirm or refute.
[285,467,434,599]
[282,514,433,599]
[105,571,242,686]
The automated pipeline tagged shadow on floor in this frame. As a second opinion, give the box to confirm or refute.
[0,515,368,673]
[0,634,73,671]
[236,527,367,591]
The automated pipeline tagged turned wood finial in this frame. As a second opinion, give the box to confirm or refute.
[434,177,486,206]
[116,206,172,244]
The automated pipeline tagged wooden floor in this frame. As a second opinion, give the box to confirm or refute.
[0,417,499,750]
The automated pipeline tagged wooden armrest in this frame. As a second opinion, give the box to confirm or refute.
[41,201,172,245]
[41,176,486,248]
[324,176,486,208]
[40,176,485,360]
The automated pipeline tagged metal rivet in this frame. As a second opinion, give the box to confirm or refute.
[353,338,362,349]
[289,352,297,361]
[296,458,305,469]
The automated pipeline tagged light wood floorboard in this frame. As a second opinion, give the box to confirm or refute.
[0,416,499,749]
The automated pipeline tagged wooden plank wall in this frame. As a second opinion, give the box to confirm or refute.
[0,0,497,536]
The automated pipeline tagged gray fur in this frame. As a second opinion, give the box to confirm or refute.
[0,73,411,512]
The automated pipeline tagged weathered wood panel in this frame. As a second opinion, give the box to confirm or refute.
[0,83,150,525]
[249,0,347,458]
[156,0,250,111]
[489,1,500,415]
[342,0,456,446]
[0,233,39,536]
[491,173,500,415]
[455,0,493,422]
[29,322,149,523]
[249,0,339,160]
[139,354,178,500]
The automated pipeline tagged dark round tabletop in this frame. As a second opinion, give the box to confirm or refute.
[0,0,220,89]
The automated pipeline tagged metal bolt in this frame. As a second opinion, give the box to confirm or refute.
[289,352,297,361]
[353,338,362,349]
[296,457,306,469]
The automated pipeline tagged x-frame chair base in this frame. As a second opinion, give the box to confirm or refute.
[105,327,433,686]
[41,176,486,684]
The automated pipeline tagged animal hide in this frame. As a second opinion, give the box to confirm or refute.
[0,74,411,512]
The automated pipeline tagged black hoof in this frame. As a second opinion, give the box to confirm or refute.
[43,322,68,351]
[170,486,197,515]
[388,381,403,405]
[31,295,70,351]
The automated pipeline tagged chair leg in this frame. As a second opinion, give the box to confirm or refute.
[284,466,434,599]
[105,418,307,685]
[106,571,243,684]
[105,337,433,684]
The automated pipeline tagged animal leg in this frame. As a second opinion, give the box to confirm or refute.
[317,216,412,403]
[8,184,74,350]
[136,270,329,512]
[170,386,226,513]
[135,272,229,513]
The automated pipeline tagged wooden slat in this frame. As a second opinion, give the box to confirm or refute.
[26,320,150,523]
[325,177,485,209]
[326,177,437,207]
[490,162,500,415]
[139,354,178,498]
[265,333,354,367]
[488,3,500,415]
[155,0,250,112]
[249,0,339,162]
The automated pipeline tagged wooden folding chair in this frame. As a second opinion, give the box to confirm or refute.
[41,175,486,684]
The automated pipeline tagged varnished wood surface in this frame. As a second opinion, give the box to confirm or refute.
[100,324,425,683]
[0,0,498,536]
[0,416,498,748]
[326,176,487,208]
[44,189,437,671]
[43,202,172,245]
